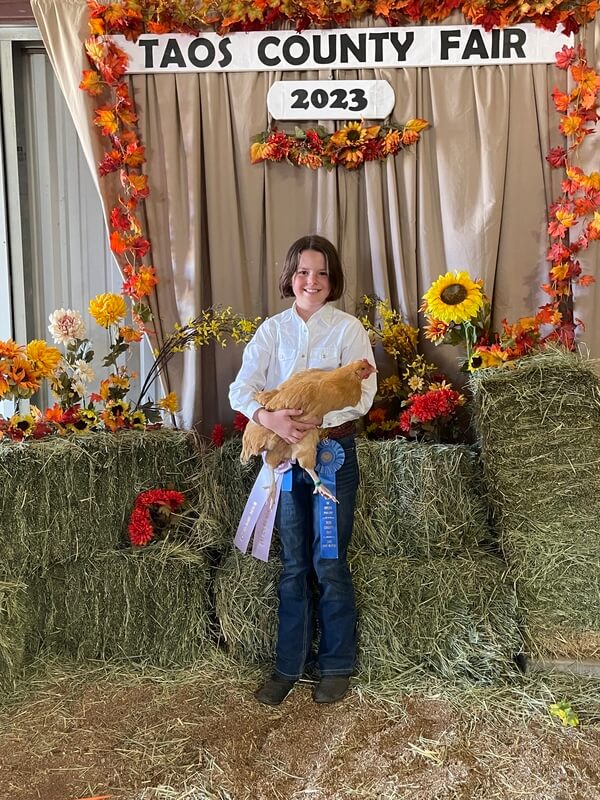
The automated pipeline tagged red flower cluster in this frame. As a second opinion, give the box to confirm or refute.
[210,412,249,447]
[127,488,185,546]
[400,387,463,432]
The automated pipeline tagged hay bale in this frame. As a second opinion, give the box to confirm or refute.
[29,543,213,666]
[0,430,216,576]
[0,580,29,690]
[213,547,520,682]
[193,439,261,550]
[353,554,521,683]
[199,438,492,557]
[213,547,280,666]
[470,350,600,658]
[354,439,492,557]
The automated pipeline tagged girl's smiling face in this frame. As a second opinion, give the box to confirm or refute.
[292,249,331,318]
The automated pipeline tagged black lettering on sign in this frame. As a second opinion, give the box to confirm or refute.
[349,88,367,112]
[218,37,233,68]
[389,31,414,61]
[340,33,366,64]
[290,89,309,109]
[369,32,389,62]
[188,38,215,68]
[160,38,186,68]
[491,29,501,59]
[440,30,461,60]
[258,36,280,66]
[283,35,310,66]
[330,89,347,109]
[139,38,159,69]
[503,29,526,58]
[313,34,336,65]
[462,30,488,59]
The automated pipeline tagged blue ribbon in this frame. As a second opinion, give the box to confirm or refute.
[316,439,345,559]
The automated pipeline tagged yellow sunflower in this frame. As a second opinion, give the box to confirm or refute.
[422,271,484,325]
[329,121,380,148]
[467,345,509,372]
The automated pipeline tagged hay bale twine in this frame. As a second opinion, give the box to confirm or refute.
[29,543,214,666]
[0,580,29,690]
[470,349,600,658]
[354,439,492,557]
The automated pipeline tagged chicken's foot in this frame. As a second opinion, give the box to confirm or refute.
[304,467,338,504]
[262,465,277,509]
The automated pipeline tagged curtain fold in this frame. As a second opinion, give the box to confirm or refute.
[31,0,600,430]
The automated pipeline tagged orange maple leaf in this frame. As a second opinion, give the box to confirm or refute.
[94,106,118,136]
[88,18,105,35]
[578,274,596,286]
[79,70,103,96]
[403,118,429,133]
[124,143,145,168]
[84,38,107,64]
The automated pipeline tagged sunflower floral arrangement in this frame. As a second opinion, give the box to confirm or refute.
[358,296,466,442]
[250,119,429,171]
[421,271,491,365]
[0,293,175,442]
[421,270,566,372]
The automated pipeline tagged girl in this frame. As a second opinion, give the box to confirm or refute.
[229,235,377,705]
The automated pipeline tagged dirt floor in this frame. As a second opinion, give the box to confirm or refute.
[1,658,600,800]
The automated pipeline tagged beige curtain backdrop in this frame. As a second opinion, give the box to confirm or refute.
[32,0,600,431]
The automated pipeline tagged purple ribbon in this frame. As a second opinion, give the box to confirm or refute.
[234,459,293,562]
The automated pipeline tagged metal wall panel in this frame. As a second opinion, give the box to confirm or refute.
[19,49,154,406]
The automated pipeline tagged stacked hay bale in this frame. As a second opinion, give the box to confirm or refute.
[0,430,217,679]
[470,350,600,660]
[213,438,521,682]
[0,581,29,691]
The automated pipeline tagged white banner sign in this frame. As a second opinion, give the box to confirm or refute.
[112,24,572,74]
[267,80,395,120]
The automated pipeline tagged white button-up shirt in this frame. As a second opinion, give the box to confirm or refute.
[229,302,377,429]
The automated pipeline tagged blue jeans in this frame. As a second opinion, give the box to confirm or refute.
[273,435,359,680]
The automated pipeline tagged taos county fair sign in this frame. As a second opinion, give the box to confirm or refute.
[113,24,572,74]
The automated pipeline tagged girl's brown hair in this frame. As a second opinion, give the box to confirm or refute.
[278,235,344,301]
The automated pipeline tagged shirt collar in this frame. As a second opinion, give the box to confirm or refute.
[291,302,334,326]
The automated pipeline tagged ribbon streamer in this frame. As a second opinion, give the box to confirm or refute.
[316,439,345,559]
[234,459,292,561]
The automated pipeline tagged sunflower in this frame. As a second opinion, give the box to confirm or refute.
[422,271,484,325]
[329,121,379,148]
[467,345,509,372]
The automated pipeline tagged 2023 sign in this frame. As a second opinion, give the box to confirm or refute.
[267,80,395,121]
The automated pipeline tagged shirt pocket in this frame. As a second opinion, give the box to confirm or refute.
[277,347,296,363]
[311,346,341,369]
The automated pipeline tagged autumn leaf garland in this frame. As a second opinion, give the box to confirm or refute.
[250,119,429,170]
[80,34,155,334]
[543,43,600,348]
[81,0,596,37]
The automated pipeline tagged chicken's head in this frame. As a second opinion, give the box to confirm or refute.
[353,359,377,380]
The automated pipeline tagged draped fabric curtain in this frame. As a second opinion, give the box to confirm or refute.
[32,0,600,431]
